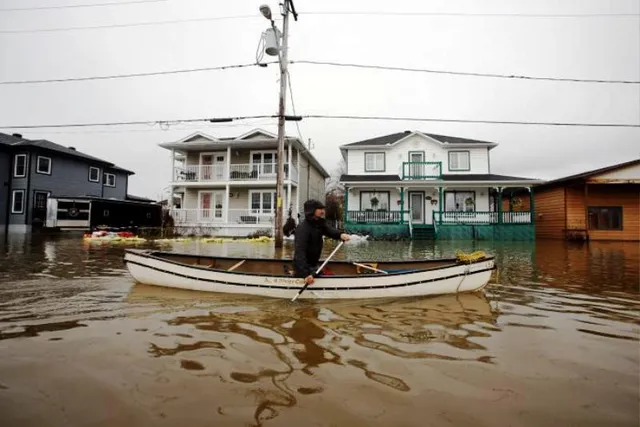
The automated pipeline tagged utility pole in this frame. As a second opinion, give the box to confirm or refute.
[260,0,297,248]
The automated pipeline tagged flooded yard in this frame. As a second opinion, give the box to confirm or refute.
[0,234,638,426]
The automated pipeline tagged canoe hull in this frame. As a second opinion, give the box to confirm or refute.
[124,250,496,300]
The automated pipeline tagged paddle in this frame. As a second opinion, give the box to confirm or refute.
[353,262,388,274]
[291,241,344,302]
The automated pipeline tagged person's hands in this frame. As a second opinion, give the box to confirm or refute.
[304,275,315,285]
[340,233,351,242]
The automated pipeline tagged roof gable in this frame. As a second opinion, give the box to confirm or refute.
[177,131,218,143]
[341,130,497,148]
[237,129,277,140]
[540,159,640,187]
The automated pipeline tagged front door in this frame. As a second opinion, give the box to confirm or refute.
[199,191,224,221]
[201,154,226,181]
[32,191,49,228]
[409,192,424,224]
[409,152,424,178]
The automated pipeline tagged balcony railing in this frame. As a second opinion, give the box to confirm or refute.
[401,162,442,180]
[173,163,298,183]
[346,210,404,224]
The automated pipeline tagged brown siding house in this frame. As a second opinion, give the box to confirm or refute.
[534,159,639,241]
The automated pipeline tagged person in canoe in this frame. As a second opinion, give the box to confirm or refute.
[293,199,350,285]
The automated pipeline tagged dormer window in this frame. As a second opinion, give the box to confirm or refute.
[448,151,470,171]
[365,152,385,172]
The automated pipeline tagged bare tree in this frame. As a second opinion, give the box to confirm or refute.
[325,158,346,195]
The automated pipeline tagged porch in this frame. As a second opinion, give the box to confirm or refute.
[343,185,535,240]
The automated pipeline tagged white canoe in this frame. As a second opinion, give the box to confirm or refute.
[123,249,496,300]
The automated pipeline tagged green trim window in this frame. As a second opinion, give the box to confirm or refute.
[448,151,470,171]
[588,207,622,230]
[444,191,475,212]
[364,152,385,172]
[360,191,390,210]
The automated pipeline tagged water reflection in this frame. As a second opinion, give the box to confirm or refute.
[125,285,498,425]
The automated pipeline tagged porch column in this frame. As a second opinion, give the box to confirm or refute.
[169,149,175,210]
[399,187,405,224]
[224,185,230,223]
[438,186,443,223]
[226,146,231,180]
[344,186,349,224]
[497,187,503,224]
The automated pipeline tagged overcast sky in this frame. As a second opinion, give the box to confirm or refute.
[0,0,638,198]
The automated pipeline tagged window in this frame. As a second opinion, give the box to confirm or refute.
[36,156,52,175]
[250,191,277,214]
[251,151,287,175]
[588,207,623,230]
[103,173,116,187]
[89,167,100,182]
[448,151,470,171]
[13,154,27,177]
[365,152,385,172]
[11,190,25,214]
[34,192,48,209]
[445,191,475,212]
[360,191,390,211]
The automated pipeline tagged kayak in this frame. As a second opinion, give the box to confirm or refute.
[123,249,496,300]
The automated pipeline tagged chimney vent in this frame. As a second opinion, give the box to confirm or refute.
[12,133,22,138]
[69,146,76,151]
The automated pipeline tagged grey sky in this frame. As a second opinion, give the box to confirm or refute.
[1,0,638,198]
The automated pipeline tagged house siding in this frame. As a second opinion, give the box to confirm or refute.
[102,169,129,200]
[586,185,639,241]
[534,186,566,239]
[346,134,490,176]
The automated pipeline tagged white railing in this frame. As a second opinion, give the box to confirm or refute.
[174,163,298,183]
[438,211,532,224]
[170,208,276,225]
[171,208,224,224]
[174,165,227,182]
[228,209,275,225]
[502,211,531,223]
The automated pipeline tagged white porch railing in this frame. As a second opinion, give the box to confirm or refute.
[439,211,532,224]
[173,163,299,183]
[170,208,276,225]
[227,209,275,225]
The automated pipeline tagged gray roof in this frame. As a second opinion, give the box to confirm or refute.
[0,132,134,174]
[342,131,496,147]
[442,174,537,182]
[340,173,540,183]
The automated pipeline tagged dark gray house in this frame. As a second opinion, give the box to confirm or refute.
[1,133,136,233]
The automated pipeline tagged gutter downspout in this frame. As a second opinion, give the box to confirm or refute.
[24,152,32,231]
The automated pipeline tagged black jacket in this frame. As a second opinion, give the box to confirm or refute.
[293,216,342,278]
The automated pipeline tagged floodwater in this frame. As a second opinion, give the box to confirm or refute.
[0,234,638,427]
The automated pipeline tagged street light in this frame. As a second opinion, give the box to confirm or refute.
[259,4,272,20]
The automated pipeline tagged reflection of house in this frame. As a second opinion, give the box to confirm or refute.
[161,129,329,237]
[0,132,151,233]
[533,159,639,241]
[338,131,543,240]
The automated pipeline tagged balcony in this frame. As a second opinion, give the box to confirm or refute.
[401,162,442,180]
[173,163,298,183]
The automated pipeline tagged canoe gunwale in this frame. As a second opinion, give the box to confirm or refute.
[123,249,496,280]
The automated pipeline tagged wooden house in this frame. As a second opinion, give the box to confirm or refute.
[533,159,639,241]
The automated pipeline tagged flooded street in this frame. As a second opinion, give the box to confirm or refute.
[0,235,638,427]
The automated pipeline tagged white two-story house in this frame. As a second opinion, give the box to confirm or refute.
[161,129,329,237]
[339,130,543,240]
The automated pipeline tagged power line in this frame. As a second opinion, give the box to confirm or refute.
[0,0,167,12]
[291,60,640,84]
[0,14,261,34]
[0,62,277,85]
[2,114,638,129]
[300,11,640,18]
[1,59,634,85]
[301,114,640,128]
